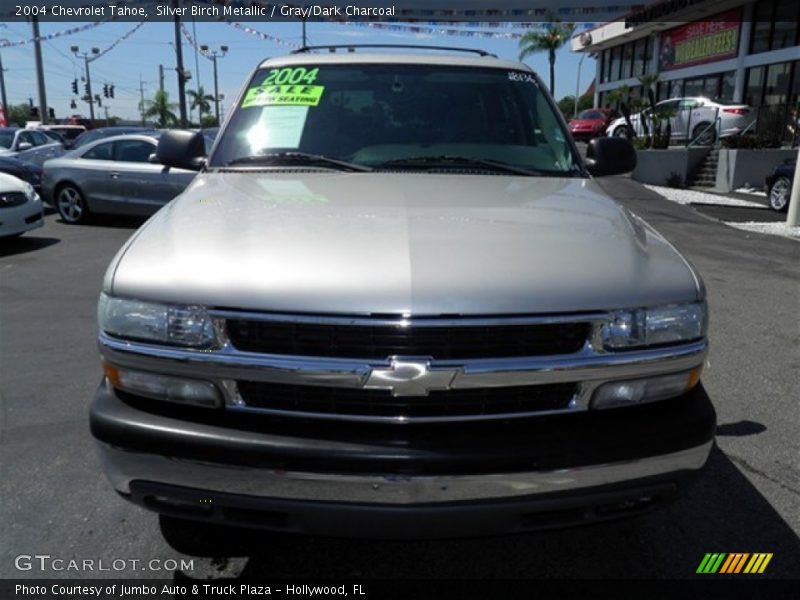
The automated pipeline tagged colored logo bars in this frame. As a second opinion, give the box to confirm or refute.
[696,553,773,574]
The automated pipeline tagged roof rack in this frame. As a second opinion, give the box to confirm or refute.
[291,44,497,57]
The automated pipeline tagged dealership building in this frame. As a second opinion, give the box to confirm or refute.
[571,0,800,142]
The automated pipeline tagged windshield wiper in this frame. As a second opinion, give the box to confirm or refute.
[373,155,545,176]
[227,152,372,172]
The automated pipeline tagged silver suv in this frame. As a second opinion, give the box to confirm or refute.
[91,46,714,539]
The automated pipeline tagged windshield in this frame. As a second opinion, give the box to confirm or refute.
[211,64,578,174]
[577,110,604,120]
[0,132,14,149]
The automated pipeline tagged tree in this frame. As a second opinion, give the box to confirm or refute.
[187,86,214,120]
[557,94,594,120]
[143,90,178,128]
[6,104,33,127]
[518,16,576,96]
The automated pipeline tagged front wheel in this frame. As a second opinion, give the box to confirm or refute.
[56,184,90,224]
[613,125,632,139]
[692,123,716,145]
[768,176,792,212]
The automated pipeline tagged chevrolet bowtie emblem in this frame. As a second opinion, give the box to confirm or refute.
[363,357,461,397]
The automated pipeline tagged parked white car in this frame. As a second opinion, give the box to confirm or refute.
[0,172,44,239]
[606,97,753,145]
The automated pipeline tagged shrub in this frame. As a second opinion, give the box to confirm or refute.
[666,172,685,188]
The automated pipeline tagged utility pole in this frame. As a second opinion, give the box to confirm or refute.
[139,76,146,126]
[72,45,100,121]
[302,18,307,47]
[31,16,49,124]
[191,16,201,124]
[0,43,8,114]
[200,44,227,126]
[173,0,187,127]
[159,64,164,92]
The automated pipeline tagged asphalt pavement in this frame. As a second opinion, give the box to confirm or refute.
[1,181,798,583]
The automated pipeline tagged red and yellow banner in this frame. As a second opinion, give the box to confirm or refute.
[659,8,742,72]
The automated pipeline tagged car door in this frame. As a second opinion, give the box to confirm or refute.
[110,139,194,216]
[30,130,66,161]
[677,98,708,141]
[12,131,41,164]
[74,141,118,212]
[653,99,681,141]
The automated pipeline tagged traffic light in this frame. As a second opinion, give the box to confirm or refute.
[109,85,114,99]
[30,106,39,118]
[84,82,90,96]
[103,84,109,98]
[70,100,77,109]
[48,108,55,119]
[71,79,78,94]
[95,94,102,107]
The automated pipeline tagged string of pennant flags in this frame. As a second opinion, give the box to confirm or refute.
[0,22,107,49]
[90,21,147,61]
[337,21,596,39]
[223,21,301,49]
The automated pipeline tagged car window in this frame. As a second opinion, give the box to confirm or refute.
[211,64,579,174]
[71,130,103,149]
[30,131,51,146]
[577,110,604,120]
[113,140,156,163]
[679,99,701,109]
[82,142,114,161]
[657,100,681,110]
[0,132,14,149]
[17,131,36,147]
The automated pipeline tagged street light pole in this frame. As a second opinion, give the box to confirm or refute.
[200,45,227,126]
[71,45,100,121]
[575,52,588,119]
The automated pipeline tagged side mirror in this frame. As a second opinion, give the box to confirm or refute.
[17,142,33,152]
[585,137,637,177]
[155,130,205,171]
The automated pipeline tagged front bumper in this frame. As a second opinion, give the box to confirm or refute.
[91,382,715,537]
[0,197,44,237]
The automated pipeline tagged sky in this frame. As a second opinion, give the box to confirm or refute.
[0,20,601,122]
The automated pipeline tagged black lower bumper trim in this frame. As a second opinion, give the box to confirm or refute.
[129,476,690,539]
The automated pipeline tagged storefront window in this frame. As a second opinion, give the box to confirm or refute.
[684,78,706,98]
[750,0,800,54]
[601,50,611,84]
[669,79,684,98]
[720,71,736,101]
[745,66,765,106]
[750,0,774,54]
[764,62,791,106]
[632,39,647,77]
[610,46,621,82]
[621,42,634,80]
[772,0,799,50]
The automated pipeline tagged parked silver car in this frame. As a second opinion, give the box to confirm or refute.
[41,134,197,224]
[0,127,66,166]
[606,97,753,144]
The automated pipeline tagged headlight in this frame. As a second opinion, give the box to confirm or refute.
[23,182,39,202]
[601,301,707,350]
[98,293,216,348]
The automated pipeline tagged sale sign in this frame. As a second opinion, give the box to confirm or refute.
[659,8,743,72]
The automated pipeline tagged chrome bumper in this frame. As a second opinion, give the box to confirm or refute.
[98,440,712,505]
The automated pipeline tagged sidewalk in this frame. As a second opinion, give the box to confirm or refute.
[642,184,799,240]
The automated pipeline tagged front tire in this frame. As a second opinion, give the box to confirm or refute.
[692,123,716,145]
[768,176,792,212]
[56,184,90,224]
[613,125,632,139]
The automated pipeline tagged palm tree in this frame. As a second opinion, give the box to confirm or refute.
[143,90,178,128]
[518,16,576,96]
[187,86,215,121]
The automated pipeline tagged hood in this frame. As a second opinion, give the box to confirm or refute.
[108,171,701,315]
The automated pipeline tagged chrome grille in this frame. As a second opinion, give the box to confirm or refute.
[224,318,590,359]
[235,380,577,422]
